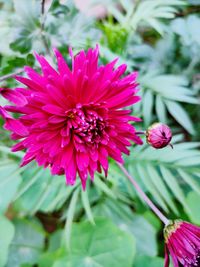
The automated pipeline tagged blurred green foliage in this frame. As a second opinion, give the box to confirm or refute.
[0,0,200,266]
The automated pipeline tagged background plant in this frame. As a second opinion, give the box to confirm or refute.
[0,0,200,266]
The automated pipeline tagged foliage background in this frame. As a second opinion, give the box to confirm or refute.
[0,0,200,266]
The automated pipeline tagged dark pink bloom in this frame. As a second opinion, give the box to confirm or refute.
[164,220,200,267]
[146,122,172,149]
[0,46,142,188]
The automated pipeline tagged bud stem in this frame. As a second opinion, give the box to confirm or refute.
[117,163,170,225]
[0,69,23,82]
[135,131,146,135]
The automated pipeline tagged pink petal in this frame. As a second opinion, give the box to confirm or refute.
[4,118,29,136]
[0,88,27,106]
[42,104,64,115]
[65,155,77,185]
[164,245,170,267]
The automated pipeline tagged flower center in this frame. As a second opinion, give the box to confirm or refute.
[65,105,109,146]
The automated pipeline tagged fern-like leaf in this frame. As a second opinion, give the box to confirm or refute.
[126,139,200,215]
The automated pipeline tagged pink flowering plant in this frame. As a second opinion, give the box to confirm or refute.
[0,46,142,189]
[0,1,200,267]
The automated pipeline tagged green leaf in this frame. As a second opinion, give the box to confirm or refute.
[14,165,69,214]
[49,5,99,49]
[64,188,80,249]
[142,74,192,101]
[178,169,200,195]
[143,210,162,230]
[26,53,35,66]
[127,140,200,216]
[146,164,178,215]
[14,167,53,213]
[0,7,13,54]
[38,249,64,267]
[155,95,167,123]
[142,90,154,126]
[0,160,22,213]
[140,72,198,133]
[122,215,157,257]
[160,166,190,213]
[93,200,158,256]
[54,218,136,267]
[38,230,64,267]
[0,216,15,267]
[6,218,45,267]
[13,0,40,25]
[186,192,200,224]
[9,0,41,54]
[134,255,164,267]
[10,35,32,54]
[172,15,200,46]
[0,146,24,158]
[94,175,116,199]
[165,100,195,134]
[14,168,45,201]
[48,230,63,253]
[136,164,169,212]
[81,189,95,225]
[109,0,186,34]
[100,20,128,54]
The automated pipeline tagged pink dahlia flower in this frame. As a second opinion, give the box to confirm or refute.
[0,46,142,188]
[146,122,172,149]
[164,220,200,267]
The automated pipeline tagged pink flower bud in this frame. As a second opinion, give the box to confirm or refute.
[164,220,200,267]
[146,123,172,149]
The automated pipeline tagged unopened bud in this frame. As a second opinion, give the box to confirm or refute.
[146,123,172,149]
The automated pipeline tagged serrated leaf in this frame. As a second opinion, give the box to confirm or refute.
[127,140,200,216]
[54,218,136,267]
[93,200,158,256]
[6,218,45,267]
